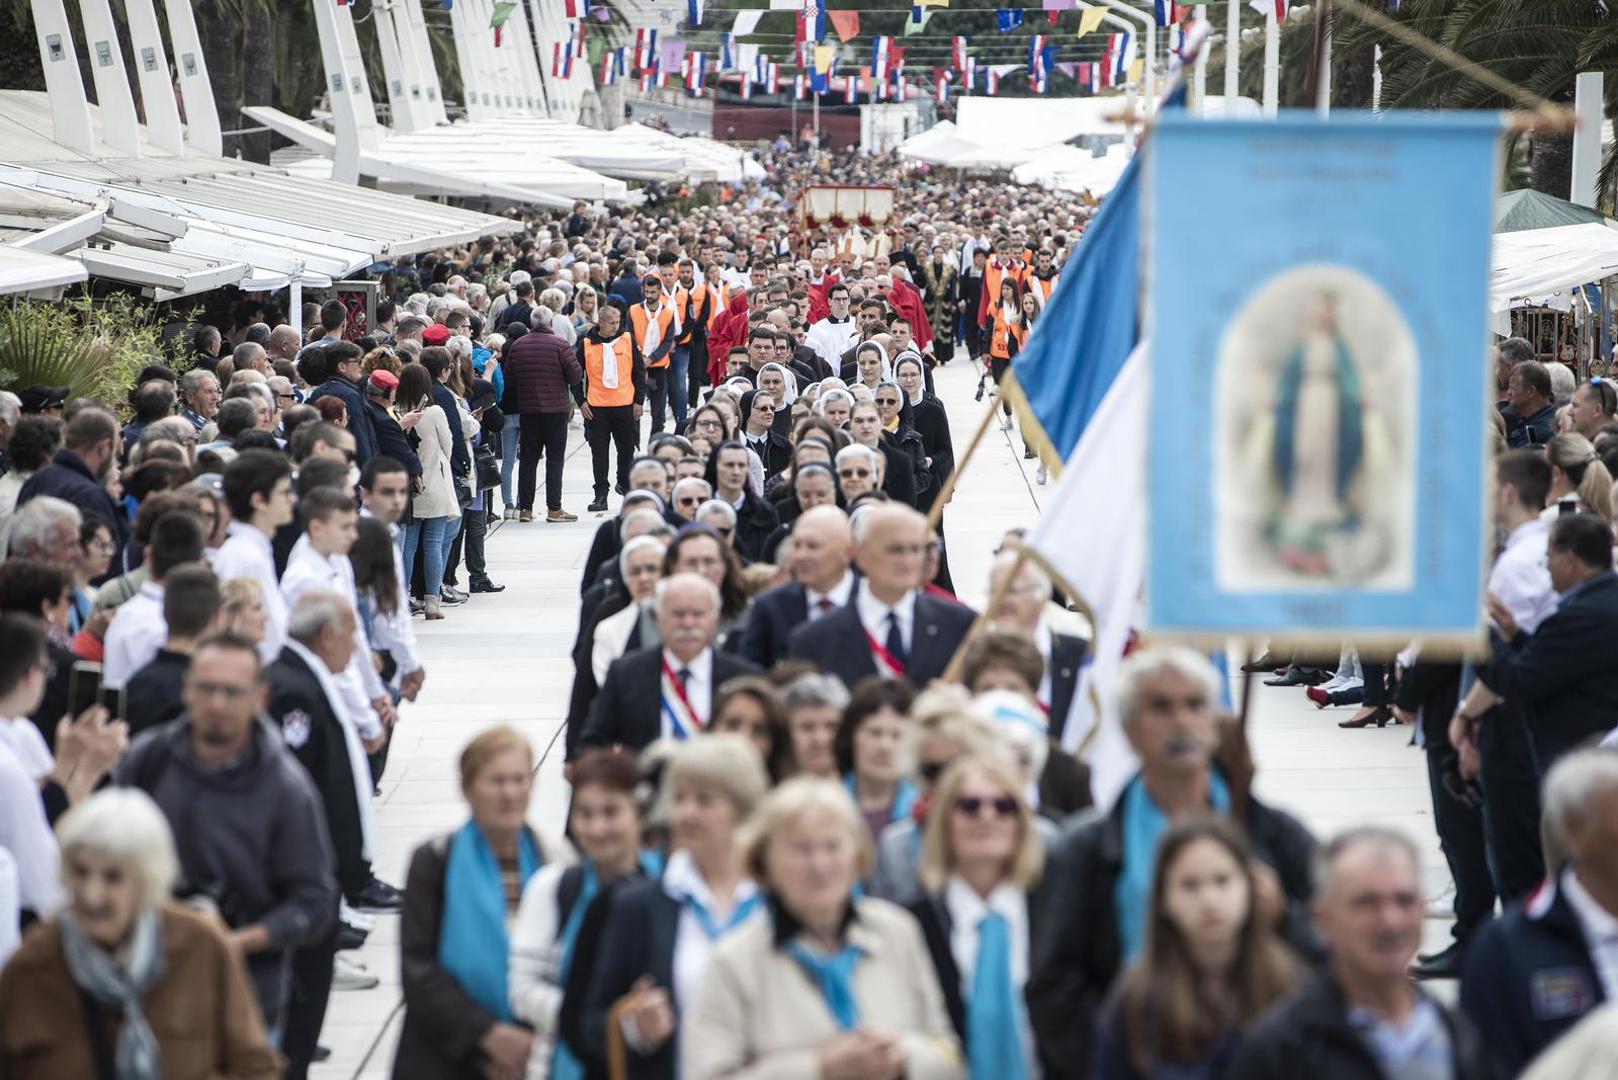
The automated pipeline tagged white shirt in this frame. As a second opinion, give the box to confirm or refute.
[0,740,63,918]
[0,848,18,968]
[283,638,377,861]
[1562,867,1618,1003]
[0,717,51,781]
[360,513,421,677]
[805,570,855,619]
[594,601,648,686]
[215,522,288,662]
[101,581,166,689]
[1033,618,1055,710]
[280,534,384,741]
[805,316,859,371]
[661,849,762,1012]
[1490,519,1556,636]
[661,647,714,734]
[856,580,917,670]
[944,875,1041,1079]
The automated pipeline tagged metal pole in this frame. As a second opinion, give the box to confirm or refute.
[1192,24,1208,114]
[1571,71,1603,207]
[1262,8,1278,117]
[1313,0,1333,117]
[1371,43,1381,112]
[1224,0,1240,110]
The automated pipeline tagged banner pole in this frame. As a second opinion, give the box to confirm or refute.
[939,544,1028,685]
[925,394,1002,535]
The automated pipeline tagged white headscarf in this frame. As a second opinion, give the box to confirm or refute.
[853,341,893,386]
[756,362,799,405]
[892,351,926,406]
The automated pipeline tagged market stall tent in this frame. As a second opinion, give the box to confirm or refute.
[1495,189,1612,234]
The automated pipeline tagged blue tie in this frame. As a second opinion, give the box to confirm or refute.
[967,912,1026,1080]
[785,941,864,1031]
[885,611,908,668]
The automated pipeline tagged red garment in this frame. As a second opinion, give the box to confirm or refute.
[889,279,934,353]
[707,291,752,385]
[804,272,841,325]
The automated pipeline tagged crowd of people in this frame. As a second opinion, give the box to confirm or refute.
[1,141,1617,1080]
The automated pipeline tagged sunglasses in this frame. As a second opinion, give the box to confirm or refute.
[839,468,871,479]
[954,795,1018,819]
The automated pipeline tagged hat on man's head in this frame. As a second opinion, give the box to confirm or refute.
[17,385,68,413]
[367,369,399,395]
[421,324,451,346]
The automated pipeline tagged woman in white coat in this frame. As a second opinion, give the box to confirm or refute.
[397,362,460,619]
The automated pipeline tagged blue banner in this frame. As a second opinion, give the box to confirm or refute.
[1145,112,1498,645]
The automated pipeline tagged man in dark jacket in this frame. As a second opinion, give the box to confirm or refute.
[361,370,421,481]
[1027,647,1320,1078]
[1229,827,1491,1080]
[16,406,127,550]
[1504,358,1557,448]
[1461,748,1618,1075]
[1460,512,1618,775]
[115,632,337,1069]
[303,342,379,465]
[505,322,586,522]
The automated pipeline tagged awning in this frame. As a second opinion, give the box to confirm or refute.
[0,245,88,295]
[1491,222,1618,332]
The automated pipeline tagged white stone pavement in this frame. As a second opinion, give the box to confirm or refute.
[314,355,1455,1079]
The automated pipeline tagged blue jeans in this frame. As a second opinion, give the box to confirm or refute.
[500,417,519,508]
[403,516,454,597]
[670,345,691,430]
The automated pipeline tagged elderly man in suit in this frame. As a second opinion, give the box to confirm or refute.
[986,549,1088,741]
[740,505,856,669]
[581,572,759,751]
[787,503,973,688]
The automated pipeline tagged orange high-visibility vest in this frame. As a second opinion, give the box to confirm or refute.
[678,284,714,344]
[1027,273,1057,306]
[990,304,1022,361]
[584,333,636,407]
[630,303,679,369]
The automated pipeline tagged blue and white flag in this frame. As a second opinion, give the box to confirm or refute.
[687,0,703,28]
[996,8,1023,31]
[871,35,891,79]
[721,32,735,69]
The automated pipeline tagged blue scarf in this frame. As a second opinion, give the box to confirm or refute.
[437,820,540,1022]
[683,891,762,939]
[1113,772,1230,962]
[843,774,921,825]
[785,940,865,1031]
[967,912,1026,1080]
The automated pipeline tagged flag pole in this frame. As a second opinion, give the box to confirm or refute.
[938,544,1029,685]
[924,394,1002,536]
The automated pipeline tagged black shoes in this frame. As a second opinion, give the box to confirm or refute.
[1264,666,1327,687]
[974,380,986,402]
[1241,652,1279,673]
[1411,941,1464,980]
[337,923,368,951]
[1023,446,1037,459]
[470,578,506,594]
[348,878,404,914]
[588,495,609,513]
[1338,706,1395,730]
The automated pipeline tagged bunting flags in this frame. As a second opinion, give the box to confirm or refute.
[829,9,860,41]
[600,50,617,84]
[740,71,752,98]
[1077,3,1106,35]
[906,8,934,34]
[1026,34,1045,74]
[720,31,735,68]
[793,72,806,99]
[951,36,968,71]
[686,50,707,93]
[844,73,857,102]
[732,9,763,36]
[552,42,562,76]
[1032,61,1048,92]
[871,35,891,79]
[1154,0,1180,24]
[935,70,949,102]
[893,68,908,99]
[813,44,836,73]
[995,8,1023,31]
[563,0,588,16]
[767,62,780,93]
[800,0,827,43]
[1248,0,1287,15]
[687,0,703,27]
[1116,31,1136,80]
[634,28,659,72]
[964,55,977,91]
[987,68,999,94]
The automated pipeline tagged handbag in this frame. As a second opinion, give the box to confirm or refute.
[453,474,474,508]
[474,444,501,491]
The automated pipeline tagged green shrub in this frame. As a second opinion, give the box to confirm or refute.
[0,295,171,418]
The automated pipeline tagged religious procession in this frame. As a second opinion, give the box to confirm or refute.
[0,0,1617,1078]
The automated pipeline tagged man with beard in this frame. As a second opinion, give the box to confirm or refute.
[15,407,127,550]
[1027,648,1322,1075]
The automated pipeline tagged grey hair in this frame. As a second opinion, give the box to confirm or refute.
[6,495,80,557]
[1544,749,1618,850]
[835,443,881,475]
[539,288,568,312]
[1549,361,1576,406]
[1113,646,1223,729]
[425,297,449,320]
[670,477,712,505]
[694,499,738,529]
[55,788,180,910]
[446,335,472,359]
[817,388,855,417]
[651,571,721,615]
[620,507,669,543]
[618,534,670,581]
[1313,825,1420,902]
[534,305,556,327]
[134,417,198,464]
[0,391,19,426]
[782,672,851,713]
[179,369,218,397]
[287,589,352,646]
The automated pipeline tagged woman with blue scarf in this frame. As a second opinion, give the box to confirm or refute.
[835,679,921,848]
[509,748,659,1080]
[393,727,563,1080]
[685,778,962,1080]
[909,754,1047,1080]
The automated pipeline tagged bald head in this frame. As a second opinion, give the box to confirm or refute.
[791,505,854,594]
[267,325,302,360]
[988,549,1052,635]
[853,504,928,602]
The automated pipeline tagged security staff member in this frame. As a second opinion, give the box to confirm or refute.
[578,304,645,514]
[630,274,681,435]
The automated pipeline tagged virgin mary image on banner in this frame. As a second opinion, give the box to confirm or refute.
[1213,265,1416,592]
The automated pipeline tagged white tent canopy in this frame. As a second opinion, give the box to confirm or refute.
[0,246,88,296]
[896,121,1041,171]
[1011,143,1133,197]
[1492,223,1618,326]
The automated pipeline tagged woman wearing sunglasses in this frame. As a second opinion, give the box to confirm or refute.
[908,752,1049,1080]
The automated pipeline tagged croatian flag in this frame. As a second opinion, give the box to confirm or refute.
[1247,0,1287,16]
[892,68,906,99]
[951,36,968,72]
[561,40,575,77]
[986,68,999,94]
[755,53,768,83]
[551,42,561,76]
[1026,34,1045,75]
[844,74,857,102]
[794,73,806,98]
[721,32,735,68]
[1154,0,1179,25]
[1032,63,1047,93]
[872,35,891,79]
[1116,31,1135,80]
[636,28,659,72]
[1085,60,1099,93]
[686,51,706,93]
[801,0,826,43]
[740,71,752,98]
[575,19,586,50]
[964,56,977,91]
[767,62,780,93]
[600,52,617,84]
[564,0,588,16]
[936,71,948,102]
[687,0,703,27]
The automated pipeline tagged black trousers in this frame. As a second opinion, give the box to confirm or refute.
[464,504,489,582]
[688,338,709,408]
[281,922,338,1080]
[646,367,670,433]
[1426,740,1496,945]
[989,356,1012,416]
[587,405,638,497]
[1478,701,1546,902]
[518,412,568,511]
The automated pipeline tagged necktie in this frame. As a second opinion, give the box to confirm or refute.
[885,610,908,667]
[676,667,691,691]
[968,912,1027,1080]
[816,598,834,615]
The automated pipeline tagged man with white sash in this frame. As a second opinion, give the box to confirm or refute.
[580,572,761,753]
